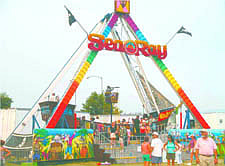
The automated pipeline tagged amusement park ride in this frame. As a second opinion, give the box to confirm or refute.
[5,0,210,149]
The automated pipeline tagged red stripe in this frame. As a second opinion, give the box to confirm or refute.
[176,88,210,128]
[46,81,79,128]
[180,112,182,129]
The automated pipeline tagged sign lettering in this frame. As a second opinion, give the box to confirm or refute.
[88,33,167,59]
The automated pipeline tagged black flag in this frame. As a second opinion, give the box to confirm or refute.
[100,13,112,23]
[177,26,192,37]
[64,6,76,26]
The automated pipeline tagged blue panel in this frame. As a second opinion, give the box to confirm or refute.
[168,129,225,143]
[34,128,94,136]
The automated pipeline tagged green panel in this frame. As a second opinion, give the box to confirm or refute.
[152,56,160,61]
[87,51,98,64]
[153,56,162,66]
[152,56,159,61]
[158,63,163,68]
[161,65,167,72]
[152,56,167,72]
[155,59,162,65]
[87,57,93,64]
[90,51,98,58]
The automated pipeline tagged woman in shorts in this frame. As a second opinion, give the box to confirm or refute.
[141,136,151,166]
[188,135,196,164]
[163,135,179,166]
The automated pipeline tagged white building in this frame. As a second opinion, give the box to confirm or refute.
[93,114,138,123]
[201,110,225,129]
[75,111,91,120]
[0,108,45,141]
[0,108,29,140]
[0,109,17,141]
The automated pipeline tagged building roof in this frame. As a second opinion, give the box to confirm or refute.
[201,109,225,114]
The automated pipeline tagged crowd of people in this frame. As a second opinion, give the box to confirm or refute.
[141,132,180,166]
[78,115,163,136]
[2,113,223,166]
[80,115,164,150]
[141,129,222,166]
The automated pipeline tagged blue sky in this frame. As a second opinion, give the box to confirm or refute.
[0,0,225,114]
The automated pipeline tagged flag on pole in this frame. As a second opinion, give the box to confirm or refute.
[177,26,192,37]
[64,6,76,26]
[100,13,112,23]
[174,102,183,115]
[64,5,88,35]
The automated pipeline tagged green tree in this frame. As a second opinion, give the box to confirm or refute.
[0,92,13,109]
[81,92,122,115]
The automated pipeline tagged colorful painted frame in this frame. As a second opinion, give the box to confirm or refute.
[32,129,94,161]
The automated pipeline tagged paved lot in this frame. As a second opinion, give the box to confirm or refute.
[6,159,225,166]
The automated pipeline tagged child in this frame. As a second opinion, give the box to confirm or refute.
[119,135,124,152]
[141,136,151,166]
[176,140,182,166]
[127,125,131,145]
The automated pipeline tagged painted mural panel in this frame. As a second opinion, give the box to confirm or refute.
[32,129,94,161]
[169,129,225,158]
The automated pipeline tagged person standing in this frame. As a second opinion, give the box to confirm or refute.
[90,117,95,130]
[80,116,86,128]
[110,123,117,147]
[94,116,101,132]
[118,125,124,152]
[134,115,140,136]
[176,139,183,166]
[149,115,154,127]
[127,125,131,145]
[141,136,151,166]
[140,124,146,137]
[188,135,197,164]
[163,135,179,166]
[0,140,11,166]
[151,132,163,166]
[121,124,128,147]
[195,129,218,166]
[146,123,151,136]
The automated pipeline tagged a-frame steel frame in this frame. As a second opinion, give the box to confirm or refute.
[46,12,210,129]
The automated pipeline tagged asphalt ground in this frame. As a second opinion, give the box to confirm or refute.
[6,159,225,166]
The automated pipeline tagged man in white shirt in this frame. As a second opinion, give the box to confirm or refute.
[195,129,217,166]
[151,132,163,166]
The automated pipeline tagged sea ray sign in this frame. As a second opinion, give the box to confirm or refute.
[88,33,168,60]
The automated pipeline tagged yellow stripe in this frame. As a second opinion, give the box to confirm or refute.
[74,61,91,84]
[169,77,181,91]
[163,69,181,91]
[84,61,91,68]
[75,76,82,84]
[163,69,169,75]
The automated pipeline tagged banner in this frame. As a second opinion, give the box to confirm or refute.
[158,108,174,121]
[32,129,94,161]
[111,92,119,103]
